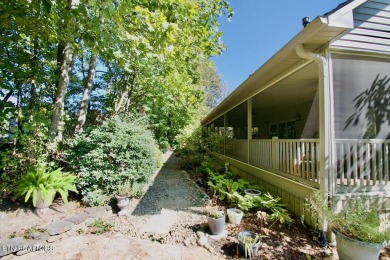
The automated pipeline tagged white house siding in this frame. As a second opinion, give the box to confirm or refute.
[331,0,390,53]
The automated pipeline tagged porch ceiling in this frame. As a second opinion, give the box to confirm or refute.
[251,62,319,116]
[202,17,350,125]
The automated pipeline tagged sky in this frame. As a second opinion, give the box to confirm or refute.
[212,0,347,94]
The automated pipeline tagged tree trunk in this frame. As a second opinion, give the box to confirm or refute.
[49,42,73,142]
[29,36,39,112]
[74,50,98,134]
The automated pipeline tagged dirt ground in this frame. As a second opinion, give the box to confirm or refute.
[2,151,390,259]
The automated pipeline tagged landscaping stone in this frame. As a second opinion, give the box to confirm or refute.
[43,220,74,236]
[0,237,26,257]
[15,241,45,256]
[196,230,205,238]
[64,212,89,225]
[47,233,66,243]
[197,235,208,246]
[117,208,128,217]
[30,232,50,241]
[139,209,177,234]
[0,254,14,260]
[84,207,109,218]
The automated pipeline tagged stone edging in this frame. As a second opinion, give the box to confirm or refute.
[0,206,111,258]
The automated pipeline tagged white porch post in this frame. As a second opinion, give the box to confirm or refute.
[296,44,333,236]
[224,114,227,155]
[247,98,252,164]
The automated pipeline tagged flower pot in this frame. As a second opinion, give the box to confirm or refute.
[35,190,55,212]
[244,189,261,197]
[207,215,225,235]
[238,231,261,258]
[333,229,386,260]
[227,208,244,224]
[116,195,130,216]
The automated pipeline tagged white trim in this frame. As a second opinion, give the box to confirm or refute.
[327,49,337,198]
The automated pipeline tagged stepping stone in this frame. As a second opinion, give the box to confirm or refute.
[0,237,26,257]
[16,241,46,256]
[84,207,110,218]
[64,212,89,224]
[140,209,177,234]
[43,220,75,236]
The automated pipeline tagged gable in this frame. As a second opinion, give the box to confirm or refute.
[331,0,390,53]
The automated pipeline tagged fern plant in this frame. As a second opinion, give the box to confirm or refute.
[15,163,78,207]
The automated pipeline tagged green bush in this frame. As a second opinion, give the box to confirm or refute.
[67,116,158,204]
[0,108,51,194]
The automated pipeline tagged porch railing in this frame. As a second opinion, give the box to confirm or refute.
[224,138,390,191]
[275,139,320,185]
[226,138,320,188]
[335,139,390,191]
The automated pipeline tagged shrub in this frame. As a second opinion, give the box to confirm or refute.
[67,116,158,203]
[0,108,51,195]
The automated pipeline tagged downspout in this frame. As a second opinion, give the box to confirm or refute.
[296,43,331,237]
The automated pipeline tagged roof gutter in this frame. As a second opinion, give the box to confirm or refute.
[296,43,331,233]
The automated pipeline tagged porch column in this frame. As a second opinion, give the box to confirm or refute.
[224,114,227,155]
[296,44,333,238]
[247,98,252,164]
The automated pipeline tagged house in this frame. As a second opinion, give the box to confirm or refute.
[202,0,390,227]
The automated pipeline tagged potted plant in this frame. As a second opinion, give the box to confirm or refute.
[14,163,78,212]
[227,208,244,224]
[306,191,390,260]
[206,206,225,235]
[237,231,261,259]
[115,181,132,216]
[244,189,261,197]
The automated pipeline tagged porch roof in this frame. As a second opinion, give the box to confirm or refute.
[202,0,367,125]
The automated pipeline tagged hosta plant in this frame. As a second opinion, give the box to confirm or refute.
[15,163,78,207]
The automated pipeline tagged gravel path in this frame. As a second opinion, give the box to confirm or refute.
[0,151,220,259]
[108,151,210,247]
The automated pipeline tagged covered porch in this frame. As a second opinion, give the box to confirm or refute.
[204,56,390,218]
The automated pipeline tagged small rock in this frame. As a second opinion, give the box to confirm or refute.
[47,233,65,243]
[117,209,128,217]
[64,212,89,225]
[184,238,192,247]
[43,220,74,236]
[197,236,208,246]
[30,232,50,241]
[196,230,205,238]
[0,237,26,257]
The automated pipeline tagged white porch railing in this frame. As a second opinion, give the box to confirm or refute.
[335,139,390,192]
[225,139,248,163]
[249,140,272,170]
[224,138,390,192]
[226,138,320,188]
[275,139,320,186]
